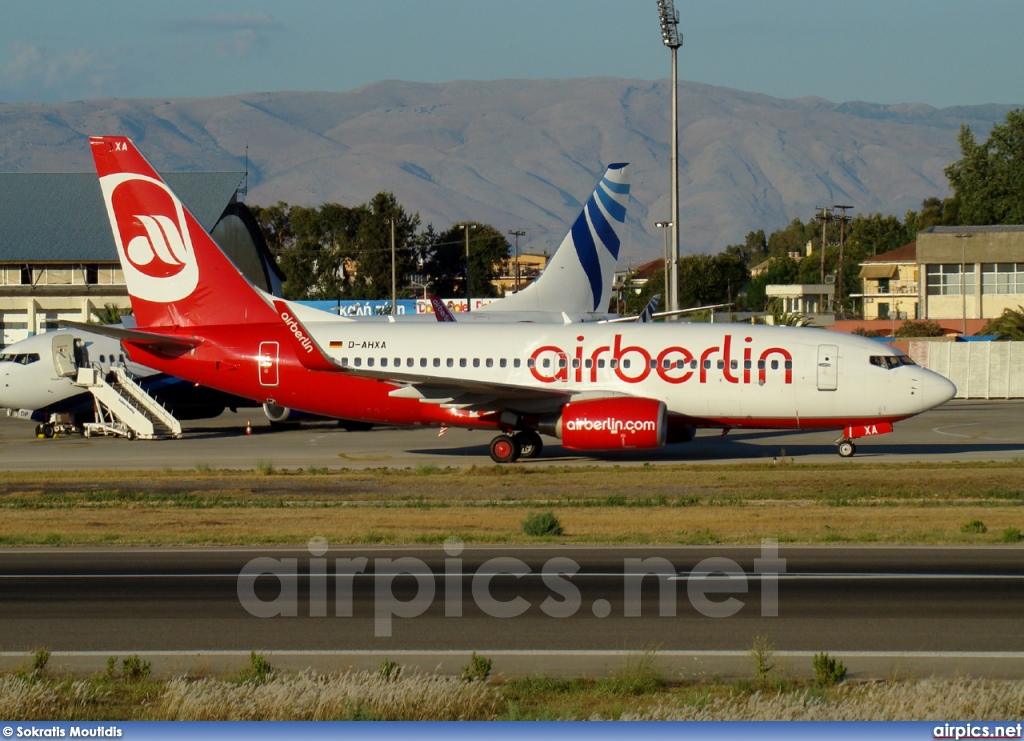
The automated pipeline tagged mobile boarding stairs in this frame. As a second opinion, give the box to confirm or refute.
[43,332,181,440]
[71,366,182,440]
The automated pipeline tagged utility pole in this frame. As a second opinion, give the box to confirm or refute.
[388,218,397,315]
[458,223,478,311]
[833,204,853,318]
[656,0,682,318]
[814,206,832,313]
[508,229,526,292]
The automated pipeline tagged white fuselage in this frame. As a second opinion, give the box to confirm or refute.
[0,331,143,417]
[297,319,955,427]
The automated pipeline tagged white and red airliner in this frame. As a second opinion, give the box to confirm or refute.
[82,136,956,462]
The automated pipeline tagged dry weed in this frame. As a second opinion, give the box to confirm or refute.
[0,676,94,719]
[157,669,502,720]
[621,679,1024,720]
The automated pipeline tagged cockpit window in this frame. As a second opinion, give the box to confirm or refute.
[0,352,40,365]
[869,354,916,370]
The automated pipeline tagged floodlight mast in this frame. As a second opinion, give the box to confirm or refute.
[657,0,682,317]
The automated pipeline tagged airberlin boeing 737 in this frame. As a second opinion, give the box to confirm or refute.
[8,158,634,434]
[85,136,956,462]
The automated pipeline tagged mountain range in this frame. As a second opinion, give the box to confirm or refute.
[0,78,1018,264]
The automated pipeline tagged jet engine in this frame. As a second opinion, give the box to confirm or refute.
[540,397,667,451]
[262,402,321,426]
[262,402,374,431]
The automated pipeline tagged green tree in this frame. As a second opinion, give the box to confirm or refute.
[847,213,911,259]
[677,254,722,308]
[723,229,769,269]
[767,218,817,260]
[621,267,664,317]
[904,196,960,235]
[746,256,800,311]
[945,109,1024,225]
[893,319,945,338]
[89,303,132,325]
[347,192,420,300]
[422,223,510,299]
[252,194,421,301]
[978,306,1024,340]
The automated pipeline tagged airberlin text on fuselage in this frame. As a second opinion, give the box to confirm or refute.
[529,333,794,386]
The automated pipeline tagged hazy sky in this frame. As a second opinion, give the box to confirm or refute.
[1,0,1021,108]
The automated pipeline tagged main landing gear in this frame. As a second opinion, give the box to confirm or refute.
[488,430,544,463]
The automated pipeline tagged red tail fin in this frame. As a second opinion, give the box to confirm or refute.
[428,295,457,322]
[90,136,275,329]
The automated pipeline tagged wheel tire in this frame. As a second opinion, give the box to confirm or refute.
[125,430,136,441]
[514,430,543,459]
[42,423,55,439]
[489,434,521,464]
[837,440,856,458]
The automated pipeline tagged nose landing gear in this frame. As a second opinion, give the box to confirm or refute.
[836,439,856,458]
[834,422,894,457]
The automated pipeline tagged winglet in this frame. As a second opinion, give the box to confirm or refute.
[428,295,457,322]
[639,294,661,323]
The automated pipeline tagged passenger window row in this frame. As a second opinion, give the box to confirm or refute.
[336,356,794,372]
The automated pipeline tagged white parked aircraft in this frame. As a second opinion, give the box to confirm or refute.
[78,136,957,461]
[0,327,254,436]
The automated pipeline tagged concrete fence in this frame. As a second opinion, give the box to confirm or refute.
[908,340,1024,399]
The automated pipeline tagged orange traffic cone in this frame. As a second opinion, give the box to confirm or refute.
[245,419,252,435]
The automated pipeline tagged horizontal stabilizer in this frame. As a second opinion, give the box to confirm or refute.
[60,320,202,350]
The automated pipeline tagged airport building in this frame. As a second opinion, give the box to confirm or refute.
[0,172,282,347]
[916,225,1024,329]
[852,242,920,321]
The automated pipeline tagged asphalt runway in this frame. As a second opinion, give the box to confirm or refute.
[2,399,1023,470]
[1,546,1023,678]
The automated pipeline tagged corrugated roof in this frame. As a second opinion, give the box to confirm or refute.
[0,172,244,262]
[864,241,916,263]
[921,225,1024,233]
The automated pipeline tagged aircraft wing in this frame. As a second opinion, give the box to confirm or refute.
[60,321,203,351]
[338,366,575,413]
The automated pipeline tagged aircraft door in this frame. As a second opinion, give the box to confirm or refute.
[52,334,78,377]
[817,344,838,391]
[258,342,279,387]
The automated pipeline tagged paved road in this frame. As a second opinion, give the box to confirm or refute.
[1,546,1023,678]
[2,399,1023,470]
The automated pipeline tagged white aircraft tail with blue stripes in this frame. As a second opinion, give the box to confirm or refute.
[478,163,630,317]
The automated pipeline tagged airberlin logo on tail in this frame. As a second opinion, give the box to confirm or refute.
[99,173,199,304]
[280,310,315,354]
